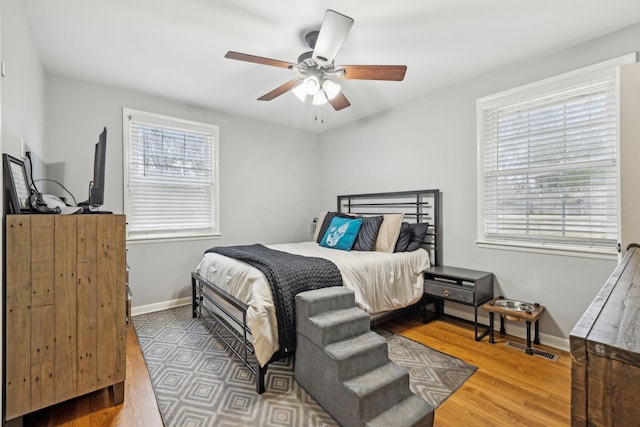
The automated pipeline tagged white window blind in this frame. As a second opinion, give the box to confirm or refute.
[124,109,219,240]
[478,64,626,253]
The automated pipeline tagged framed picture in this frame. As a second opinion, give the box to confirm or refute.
[3,154,32,213]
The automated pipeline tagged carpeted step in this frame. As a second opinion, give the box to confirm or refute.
[296,287,356,319]
[343,361,414,422]
[324,331,390,381]
[295,288,434,427]
[298,307,371,347]
[365,395,434,427]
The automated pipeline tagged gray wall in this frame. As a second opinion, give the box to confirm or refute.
[1,0,47,420]
[45,74,320,308]
[318,23,640,348]
[4,0,639,352]
[1,0,45,179]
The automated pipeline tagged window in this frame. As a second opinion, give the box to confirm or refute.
[123,108,219,240]
[477,54,636,256]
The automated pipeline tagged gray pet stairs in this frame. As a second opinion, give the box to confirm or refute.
[295,287,434,427]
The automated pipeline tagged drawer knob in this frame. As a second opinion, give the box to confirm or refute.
[443,290,450,297]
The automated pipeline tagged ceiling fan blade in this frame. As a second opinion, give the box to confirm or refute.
[327,91,351,111]
[258,79,304,101]
[312,10,354,64]
[225,51,296,69]
[336,65,407,81]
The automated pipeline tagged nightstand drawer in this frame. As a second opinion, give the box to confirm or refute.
[425,281,474,304]
[423,265,493,341]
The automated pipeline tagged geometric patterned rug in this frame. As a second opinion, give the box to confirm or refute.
[134,305,476,427]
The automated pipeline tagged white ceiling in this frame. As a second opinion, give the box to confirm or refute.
[23,0,640,133]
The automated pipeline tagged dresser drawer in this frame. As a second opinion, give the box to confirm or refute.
[425,280,474,304]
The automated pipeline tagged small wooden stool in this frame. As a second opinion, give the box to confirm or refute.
[482,297,545,355]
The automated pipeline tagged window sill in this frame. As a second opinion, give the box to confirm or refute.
[476,240,619,261]
[127,233,221,245]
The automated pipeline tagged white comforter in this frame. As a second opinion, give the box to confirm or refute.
[195,241,430,366]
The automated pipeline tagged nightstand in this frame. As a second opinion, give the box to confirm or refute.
[423,265,494,341]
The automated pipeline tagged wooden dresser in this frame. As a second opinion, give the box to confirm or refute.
[4,214,128,423]
[570,245,640,426]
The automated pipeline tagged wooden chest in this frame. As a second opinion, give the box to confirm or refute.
[4,214,128,422]
[570,245,640,426]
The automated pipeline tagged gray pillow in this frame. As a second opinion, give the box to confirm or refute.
[406,223,429,251]
[353,216,384,251]
[394,222,411,252]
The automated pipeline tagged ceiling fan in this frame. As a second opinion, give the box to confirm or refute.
[224,9,407,111]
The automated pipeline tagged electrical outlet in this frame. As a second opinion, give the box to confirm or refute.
[20,137,27,159]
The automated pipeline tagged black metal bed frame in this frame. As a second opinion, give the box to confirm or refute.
[191,189,441,394]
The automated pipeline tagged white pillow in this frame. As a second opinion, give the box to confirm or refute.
[375,214,405,253]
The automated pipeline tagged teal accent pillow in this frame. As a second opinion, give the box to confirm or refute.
[320,216,363,251]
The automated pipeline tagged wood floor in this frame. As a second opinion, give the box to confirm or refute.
[21,313,571,426]
[23,329,164,427]
[385,315,571,427]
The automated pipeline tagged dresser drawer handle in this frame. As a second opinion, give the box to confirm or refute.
[443,290,450,297]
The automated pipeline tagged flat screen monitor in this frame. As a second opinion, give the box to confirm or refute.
[80,127,107,209]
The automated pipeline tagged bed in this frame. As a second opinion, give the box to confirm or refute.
[191,189,441,393]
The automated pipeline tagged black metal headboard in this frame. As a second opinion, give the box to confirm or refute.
[337,189,441,266]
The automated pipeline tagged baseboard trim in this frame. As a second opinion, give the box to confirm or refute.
[132,297,191,317]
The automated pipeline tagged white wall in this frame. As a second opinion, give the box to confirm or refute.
[7,0,640,353]
[1,0,45,175]
[318,23,640,349]
[1,0,47,421]
[45,74,320,307]
[620,63,640,252]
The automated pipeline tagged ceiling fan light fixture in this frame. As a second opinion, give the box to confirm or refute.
[303,75,320,95]
[312,91,328,106]
[292,83,308,101]
[293,75,331,104]
[322,79,341,100]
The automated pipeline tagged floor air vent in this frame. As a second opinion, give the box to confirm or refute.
[504,341,559,362]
